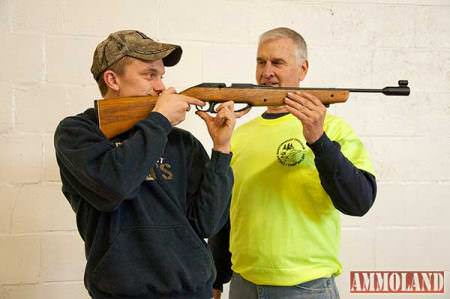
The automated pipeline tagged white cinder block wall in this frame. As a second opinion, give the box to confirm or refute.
[1,1,449,298]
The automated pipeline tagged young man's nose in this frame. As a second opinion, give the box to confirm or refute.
[153,79,165,94]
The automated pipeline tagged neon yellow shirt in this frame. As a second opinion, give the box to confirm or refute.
[229,113,374,285]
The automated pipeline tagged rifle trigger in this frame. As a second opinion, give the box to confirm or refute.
[207,102,217,113]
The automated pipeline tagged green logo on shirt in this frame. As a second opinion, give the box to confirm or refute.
[277,138,306,166]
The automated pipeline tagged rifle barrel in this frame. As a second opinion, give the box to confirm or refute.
[227,80,410,96]
[348,88,384,93]
[349,80,410,96]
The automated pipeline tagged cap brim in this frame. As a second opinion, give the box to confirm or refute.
[128,42,182,67]
[162,46,182,66]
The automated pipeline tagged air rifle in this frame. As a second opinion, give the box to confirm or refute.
[95,80,410,139]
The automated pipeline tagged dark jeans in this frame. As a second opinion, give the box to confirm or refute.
[229,273,340,299]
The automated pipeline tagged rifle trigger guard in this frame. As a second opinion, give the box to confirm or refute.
[196,102,217,113]
[235,104,252,113]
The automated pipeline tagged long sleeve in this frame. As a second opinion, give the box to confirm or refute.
[208,219,232,291]
[308,132,377,216]
[186,138,234,238]
[54,110,172,212]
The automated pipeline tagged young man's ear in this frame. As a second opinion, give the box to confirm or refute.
[103,70,120,92]
[299,59,309,82]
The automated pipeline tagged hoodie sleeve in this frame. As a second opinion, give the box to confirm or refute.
[54,111,172,212]
[208,219,232,291]
[185,136,234,238]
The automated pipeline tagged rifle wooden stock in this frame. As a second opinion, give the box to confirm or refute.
[95,95,159,140]
[95,81,410,139]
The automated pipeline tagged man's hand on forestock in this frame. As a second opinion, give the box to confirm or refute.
[284,91,326,144]
[196,101,237,154]
[212,288,222,299]
[153,87,205,126]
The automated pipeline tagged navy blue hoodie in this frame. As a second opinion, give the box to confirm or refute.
[54,108,232,299]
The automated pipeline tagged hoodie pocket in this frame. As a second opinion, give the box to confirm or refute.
[92,225,213,296]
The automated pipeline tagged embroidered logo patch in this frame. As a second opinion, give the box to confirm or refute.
[276,138,306,166]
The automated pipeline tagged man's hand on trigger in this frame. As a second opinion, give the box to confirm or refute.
[153,87,205,126]
[196,101,237,154]
[284,91,326,144]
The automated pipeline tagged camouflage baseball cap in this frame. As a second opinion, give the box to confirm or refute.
[91,30,182,79]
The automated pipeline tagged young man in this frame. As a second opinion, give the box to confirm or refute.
[54,30,237,299]
[210,27,377,299]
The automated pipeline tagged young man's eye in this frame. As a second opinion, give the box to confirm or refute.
[146,73,157,80]
[149,73,164,79]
